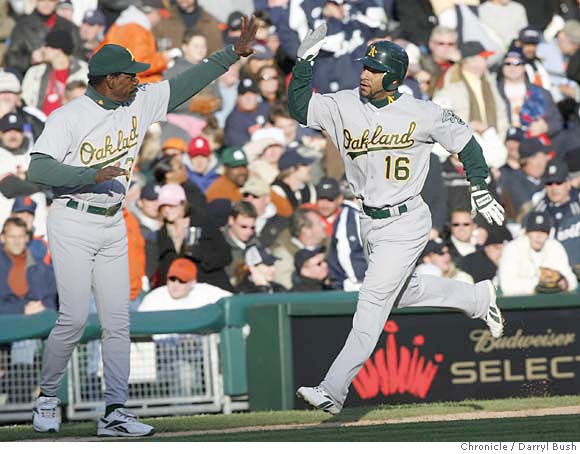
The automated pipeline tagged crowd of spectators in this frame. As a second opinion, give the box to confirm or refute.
[0,0,580,344]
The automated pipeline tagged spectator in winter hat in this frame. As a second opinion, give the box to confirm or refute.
[21,29,88,116]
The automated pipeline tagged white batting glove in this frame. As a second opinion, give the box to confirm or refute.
[470,186,505,226]
[297,23,327,61]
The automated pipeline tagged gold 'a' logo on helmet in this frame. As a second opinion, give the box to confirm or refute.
[368,46,378,57]
[125,47,135,61]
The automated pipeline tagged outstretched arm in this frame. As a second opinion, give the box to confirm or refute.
[167,16,257,112]
[288,23,328,125]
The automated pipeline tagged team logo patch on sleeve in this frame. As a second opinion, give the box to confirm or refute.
[442,109,466,126]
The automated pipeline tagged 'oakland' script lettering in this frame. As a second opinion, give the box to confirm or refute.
[80,116,139,166]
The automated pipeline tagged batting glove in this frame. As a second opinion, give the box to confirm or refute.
[297,23,327,62]
[470,186,505,226]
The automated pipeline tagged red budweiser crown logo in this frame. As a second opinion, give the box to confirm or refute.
[353,320,444,400]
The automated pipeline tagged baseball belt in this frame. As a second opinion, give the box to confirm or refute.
[363,203,408,219]
[66,199,122,217]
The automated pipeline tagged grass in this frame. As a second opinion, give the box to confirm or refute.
[2,395,580,442]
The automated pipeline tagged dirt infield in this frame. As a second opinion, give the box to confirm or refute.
[28,404,580,442]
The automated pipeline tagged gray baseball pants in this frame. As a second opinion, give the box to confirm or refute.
[320,198,491,407]
[40,200,130,406]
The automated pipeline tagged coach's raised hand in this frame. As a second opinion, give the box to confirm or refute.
[234,15,258,57]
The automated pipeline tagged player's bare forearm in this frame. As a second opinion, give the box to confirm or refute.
[457,136,489,188]
[288,59,314,125]
[167,46,240,112]
[27,153,97,187]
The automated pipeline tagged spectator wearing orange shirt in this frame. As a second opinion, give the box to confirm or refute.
[97,1,171,83]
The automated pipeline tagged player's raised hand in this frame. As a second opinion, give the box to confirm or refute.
[297,22,327,62]
[234,15,258,57]
[95,163,129,183]
[470,187,505,226]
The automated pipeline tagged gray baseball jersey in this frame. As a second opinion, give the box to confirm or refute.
[306,90,472,208]
[33,81,170,205]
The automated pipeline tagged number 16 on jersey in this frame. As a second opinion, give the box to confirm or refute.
[385,154,410,181]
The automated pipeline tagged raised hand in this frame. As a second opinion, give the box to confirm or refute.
[470,187,505,226]
[297,22,328,61]
[234,15,258,57]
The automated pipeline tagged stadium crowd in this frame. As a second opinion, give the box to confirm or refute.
[0,0,579,332]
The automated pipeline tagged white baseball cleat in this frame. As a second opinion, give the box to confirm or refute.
[483,280,504,338]
[97,408,155,437]
[32,396,61,433]
[297,386,341,415]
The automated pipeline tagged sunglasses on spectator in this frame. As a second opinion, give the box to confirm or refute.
[242,192,260,199]
[452,222,472,227]
[168,276,188,284]
[503,61,523,66]
[545,181,565,186]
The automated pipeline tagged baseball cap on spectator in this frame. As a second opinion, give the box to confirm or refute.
[207,198,232,228]
[316,177,341,201]
[56,0,73,11]
[504,45,525,62]
[484,226,512,246]
[460,41,495,59]
[525,212,553,233]
[188,136,211,158]
[241,176,270,197]
[83,9,106,26]
[518,138,551,159]
[561,20,580,45]
[0,71,21,93]
[12,196,37,214]
[45,29,75,56]
[250,44,274,61]
[162,137,187,153]
[544,160,569,184]
[227,11,244,31]
[294,246,325,274]
[245,244,278,266]
[278,149,315,171]
[505,127,524,142]
[0,113,24,132]
[519,26,541,44]
[238,77,259,95]
[421,238,447,258]
[168,258,198,282]
[89,44,150,76]
[140,182,160,201]
[139,0,165,11]
[221,147,248,167]
[157,183,186,206]
[251,127,285,145]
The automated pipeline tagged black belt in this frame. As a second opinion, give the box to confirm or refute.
[66,200,122,217]
[363,203,408,219]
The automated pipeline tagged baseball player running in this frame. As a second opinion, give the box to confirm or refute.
[27,17,257,437]
[289,25,505,414]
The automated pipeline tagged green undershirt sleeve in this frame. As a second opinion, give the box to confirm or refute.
[27,153,97,187]
[457,136,489,188]
[288,59,314,125]
[167,45,240,113]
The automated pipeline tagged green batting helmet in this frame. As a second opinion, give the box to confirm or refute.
[356,40,409,91]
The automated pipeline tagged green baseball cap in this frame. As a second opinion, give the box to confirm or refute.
[221,147,248,168]
[89,44,151,76]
